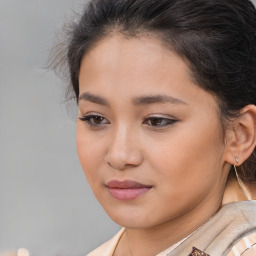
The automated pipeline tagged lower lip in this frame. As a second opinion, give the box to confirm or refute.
[107,187,152,201]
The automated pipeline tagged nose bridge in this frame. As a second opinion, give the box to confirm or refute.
[114,122,133,147]
[106,121,143,169]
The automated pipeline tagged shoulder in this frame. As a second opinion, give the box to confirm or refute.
[169,200,256,256]
[209,200,256,256]
[218,199,256,228]
[87,228,125,256]
[227,232,256,256]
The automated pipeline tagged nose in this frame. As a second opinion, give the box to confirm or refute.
[105,125,144,170]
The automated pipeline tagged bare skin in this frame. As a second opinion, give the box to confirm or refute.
[76,34,256,256]
[223,180,256,204]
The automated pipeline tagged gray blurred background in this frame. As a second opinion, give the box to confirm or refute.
[0,1,119,256]
[1,0,256,256]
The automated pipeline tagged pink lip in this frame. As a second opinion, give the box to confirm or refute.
[106,180,152,201]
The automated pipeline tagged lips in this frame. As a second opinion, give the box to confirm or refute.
[106,180,152,201]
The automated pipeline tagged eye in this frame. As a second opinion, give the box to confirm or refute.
[79,114,110,127]
[143,117,177,127]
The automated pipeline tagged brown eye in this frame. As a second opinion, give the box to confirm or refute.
[79,115,110,127]
[149,118,164,126]
[91,116,105,124]
[143,117,177,127]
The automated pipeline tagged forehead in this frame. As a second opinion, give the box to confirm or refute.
[83,34,189,68]
[79,35,191,88]
[78,34,218,112]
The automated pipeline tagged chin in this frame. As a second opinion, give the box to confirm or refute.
[104,206,158,229]
[112,217,153,229]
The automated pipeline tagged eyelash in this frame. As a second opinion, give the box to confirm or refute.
[79,115,110,128]
[79,114,178,128]
[143,117,177,127]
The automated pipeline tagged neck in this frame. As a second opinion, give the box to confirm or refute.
[118,197,222,256]
[222,179,256,204]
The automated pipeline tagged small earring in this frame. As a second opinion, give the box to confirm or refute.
[234,157,240,182]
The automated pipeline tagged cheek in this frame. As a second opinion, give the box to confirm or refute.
[76,123,106,184]
[146,120,223,197]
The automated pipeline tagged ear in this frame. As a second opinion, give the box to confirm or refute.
[223,104,256,166]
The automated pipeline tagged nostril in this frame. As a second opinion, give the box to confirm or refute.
[107,161,112,168]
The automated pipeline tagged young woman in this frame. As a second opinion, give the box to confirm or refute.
[51,0,256,255]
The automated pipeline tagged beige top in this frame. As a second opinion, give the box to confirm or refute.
[87,227,192,256]
[87,228,125,256]
[87,200,256,256]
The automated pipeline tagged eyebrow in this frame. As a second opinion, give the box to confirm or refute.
[79,92,110,106]
[132,95,187,106]
[79,92,187,106]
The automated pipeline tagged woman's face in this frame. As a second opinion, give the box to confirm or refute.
[77,35,229,229]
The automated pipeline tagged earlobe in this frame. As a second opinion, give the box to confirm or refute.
[224,105,256,166]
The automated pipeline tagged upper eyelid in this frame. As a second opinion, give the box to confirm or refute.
[144,114,178,120]
[143,117,177,123]
[80,113,108,120]
[79,113,107,120]
[79,111,104,116]
[79,113,178,121]
[79,109,177,117]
